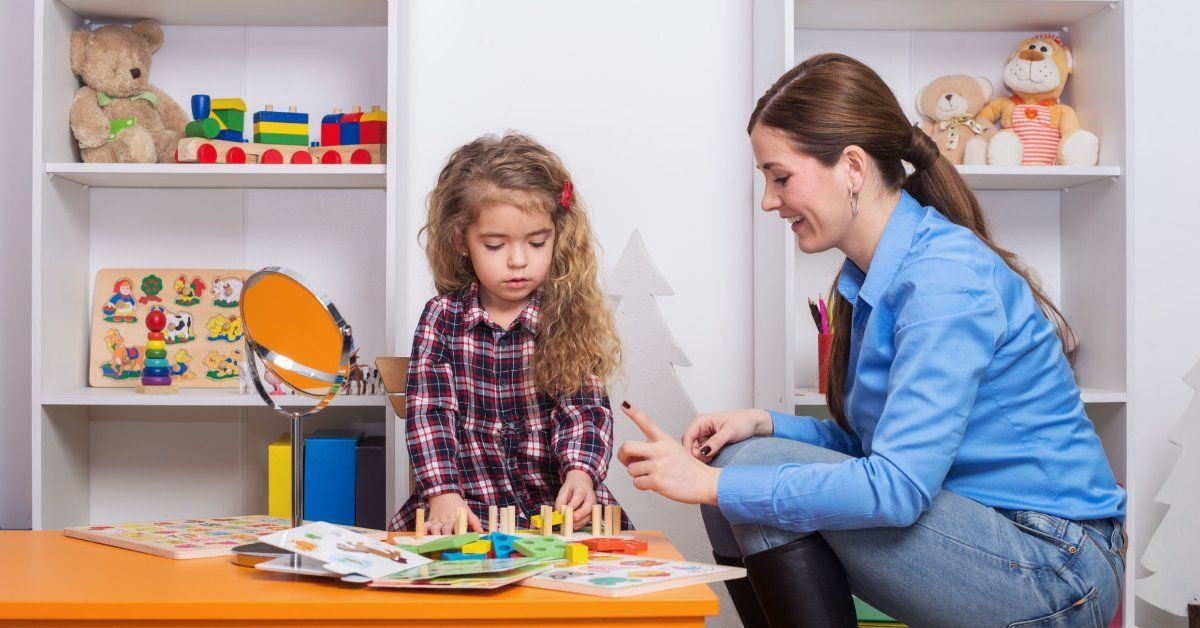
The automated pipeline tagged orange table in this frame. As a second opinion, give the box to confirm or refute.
[0,530,718,626]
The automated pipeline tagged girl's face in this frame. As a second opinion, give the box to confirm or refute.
[465,201,556,310]
[751,125,854,254]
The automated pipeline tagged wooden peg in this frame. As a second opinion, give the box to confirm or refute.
[334,106,343,114]
[505,506,515,534]
[415,508,425,541]
[540,505,552,537]
[454,507,467,535]
[371,105,381,112]
[612,506,622,536]
[605,505,615,537]
[488,505,498,532]
[352,105,362,113]
[264,104,274,111]
[562,505,574,539]
[288,105,297,113]
[592,504,602,536]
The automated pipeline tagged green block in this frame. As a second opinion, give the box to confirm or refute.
[253,132,309,146]
[185,118,220,139]
[214,109,244,133]
[513,536,566,560]
[145,349,167,359]
[415,533,480,555]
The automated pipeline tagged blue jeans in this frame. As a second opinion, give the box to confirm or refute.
[702,437,1125,627]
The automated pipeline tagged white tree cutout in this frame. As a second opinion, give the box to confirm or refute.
[1136,357,1200,616]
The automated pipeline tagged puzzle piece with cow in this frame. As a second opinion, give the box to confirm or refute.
[89,268,253,388]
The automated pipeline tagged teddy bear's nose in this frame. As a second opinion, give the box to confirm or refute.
[1018,50,1044,62]
[130,68,141,79]
[944,94,954,103]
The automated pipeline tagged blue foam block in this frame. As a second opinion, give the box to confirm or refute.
[303,429,364,526]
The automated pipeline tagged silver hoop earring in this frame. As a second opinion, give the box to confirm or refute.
[849,191,860,217]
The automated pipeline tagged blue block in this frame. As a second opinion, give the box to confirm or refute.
[142,366,170,377]
[303,429,364,526]
[442,552,487,561]
[340,122,360,145]
[493,541,513,559]
[254,110,309,124]
[215,130,243,142]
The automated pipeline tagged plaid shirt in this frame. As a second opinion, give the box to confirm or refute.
[390,283,631,531]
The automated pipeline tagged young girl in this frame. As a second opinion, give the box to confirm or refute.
[389,132,631,535]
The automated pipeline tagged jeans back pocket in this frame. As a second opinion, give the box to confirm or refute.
[1008,588,1102,627]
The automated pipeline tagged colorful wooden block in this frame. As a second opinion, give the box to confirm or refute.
[185,118,220,139]
[253,132,309,146]
[210,98,246,132]
[416,533,479,555]
[442,551,487,561]
[339,108,363,145]
[461,540,491,554]
[252,121,309,136]
[321,112,343,147]
[530,510,564,531]
[513,536,566,560]
[360,105,386,144]
[215,130,243,142]
[253,110,309,124]
[565,543,588,565]
[580,538,649,555]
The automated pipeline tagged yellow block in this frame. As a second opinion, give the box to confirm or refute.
[268,434,290,519]
[146,340,166,350]
[362,109,387,122]
[566,543,588,565]
[211,98,246,111]
[462,540,491,554]
[530,511,564,530]
[252,121,309,135]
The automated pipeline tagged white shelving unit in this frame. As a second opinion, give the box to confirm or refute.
[753,0,1133,622]
[31,0,404,530]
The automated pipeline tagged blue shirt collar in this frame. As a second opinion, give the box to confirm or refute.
[837,190,924,307]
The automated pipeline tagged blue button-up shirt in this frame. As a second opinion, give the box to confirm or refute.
[719,191,1126,531]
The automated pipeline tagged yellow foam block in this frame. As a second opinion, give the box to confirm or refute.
[566,543,588,565]
[462,540,491,554]
[530,511,564,530]
[252,121,309,135]
[268,434,290,519]
[146,340,166,350]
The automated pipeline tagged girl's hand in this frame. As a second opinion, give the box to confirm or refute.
[681,408,773,462]
[555,469,598,525]
[617,401,721,505]
[425,492,483,535]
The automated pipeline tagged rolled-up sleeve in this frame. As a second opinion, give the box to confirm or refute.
[551,375,613,486]
[405,299,462,499]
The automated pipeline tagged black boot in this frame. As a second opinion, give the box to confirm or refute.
[742,535,857,628]
[713,552,770,628]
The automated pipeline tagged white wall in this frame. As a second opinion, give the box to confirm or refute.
[399,1,752,624]
[1,0,33,530]
[1130,1,1200,626]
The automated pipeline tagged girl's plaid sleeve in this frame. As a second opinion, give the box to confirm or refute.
[405,299,462,499]
[551,375,613,486]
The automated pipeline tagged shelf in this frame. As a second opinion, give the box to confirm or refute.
[58,0,388,27]
[794,0,1117,31]
[956,166,1122,191]
[794,387,1127,407]
[41,388,389,407]
[45,163,386,189]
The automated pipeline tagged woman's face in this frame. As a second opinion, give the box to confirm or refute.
[751,125,854,254]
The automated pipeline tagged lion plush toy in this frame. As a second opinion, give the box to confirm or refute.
[916,75,996,165]
[68,20,187,163]
[975,34,1099,166]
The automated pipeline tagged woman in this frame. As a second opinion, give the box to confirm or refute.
[617,53,1125,628]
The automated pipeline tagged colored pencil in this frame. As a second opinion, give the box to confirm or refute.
[807,298,822,331]
[818,298,828,334]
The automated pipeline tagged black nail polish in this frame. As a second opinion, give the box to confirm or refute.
[621,401,631,409]
[700,446,712,456]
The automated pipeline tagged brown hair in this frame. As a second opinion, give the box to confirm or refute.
[748,53,1076,432]
[421,132,620,396]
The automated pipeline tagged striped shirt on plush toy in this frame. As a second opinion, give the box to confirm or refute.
[1011,99,1062,165]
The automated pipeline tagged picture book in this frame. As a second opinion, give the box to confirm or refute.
[520,552,746,598]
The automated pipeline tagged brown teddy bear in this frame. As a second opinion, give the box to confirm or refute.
[915,75,995,165]
[69,20,187,163]
[974,34,1099,166]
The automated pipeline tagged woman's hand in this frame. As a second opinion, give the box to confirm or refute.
[681,408,773,462]
[555,469,598,525]
[617,401,721,505]
[425,492,483,535]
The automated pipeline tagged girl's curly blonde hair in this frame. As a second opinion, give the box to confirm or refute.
[421,132,620,396]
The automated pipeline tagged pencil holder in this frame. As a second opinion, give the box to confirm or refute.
[817,332,832,395]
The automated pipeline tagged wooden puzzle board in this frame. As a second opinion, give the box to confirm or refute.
[63,515,386,560]
[89,268,253,388]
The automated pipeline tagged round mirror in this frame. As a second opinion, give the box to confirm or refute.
[240,267,353,417]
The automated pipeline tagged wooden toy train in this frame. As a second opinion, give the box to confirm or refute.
[175,95,386,165]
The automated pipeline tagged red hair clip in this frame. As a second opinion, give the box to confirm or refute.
[559,180,574,209]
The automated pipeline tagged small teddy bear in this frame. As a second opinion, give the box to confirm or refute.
[69,20,187,163]
[974,34,1099,166]
[915,75,996,165]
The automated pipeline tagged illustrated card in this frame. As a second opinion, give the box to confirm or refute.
[370,561,552,590]
[88,268,253,388]
[520,553,746,598]
[259,521,430,579]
